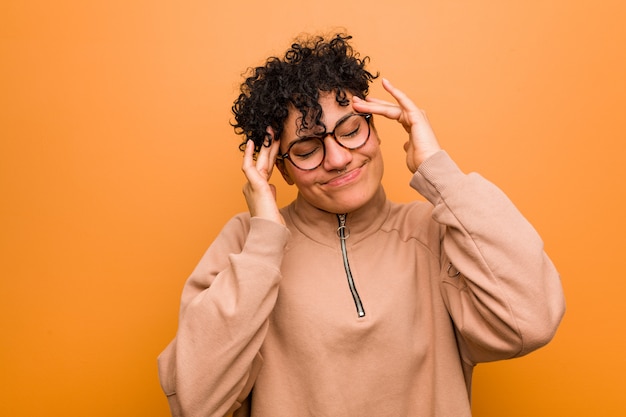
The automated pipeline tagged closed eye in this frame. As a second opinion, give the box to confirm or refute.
[290,138,323,160]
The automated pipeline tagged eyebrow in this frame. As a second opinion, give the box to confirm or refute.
[295,111,356,139]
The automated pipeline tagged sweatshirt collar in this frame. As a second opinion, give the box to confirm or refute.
[284,186,390,247]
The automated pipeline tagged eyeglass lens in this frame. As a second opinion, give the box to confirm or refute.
[287,114,370,170]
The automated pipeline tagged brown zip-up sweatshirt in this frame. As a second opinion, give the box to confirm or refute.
[158,151,565,417]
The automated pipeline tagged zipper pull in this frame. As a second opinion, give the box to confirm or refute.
[336,213,350,239]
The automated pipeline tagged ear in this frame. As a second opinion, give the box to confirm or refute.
[276,159,295,185]
[267,125,295,186]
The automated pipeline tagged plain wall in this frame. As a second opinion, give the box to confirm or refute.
[1,0,625,416]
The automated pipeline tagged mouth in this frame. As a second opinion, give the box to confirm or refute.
[322,163,366,187]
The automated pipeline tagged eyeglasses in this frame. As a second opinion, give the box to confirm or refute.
[277,113,372,171]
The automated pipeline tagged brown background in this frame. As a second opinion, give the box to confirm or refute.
[2,0,625,415]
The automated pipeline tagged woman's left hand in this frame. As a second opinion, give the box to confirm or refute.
[353,78,442,173]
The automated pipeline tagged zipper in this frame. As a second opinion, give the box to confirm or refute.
[337,214,366,318]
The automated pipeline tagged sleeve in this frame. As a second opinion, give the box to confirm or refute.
[410,150,565,365]
[157,214,290,417]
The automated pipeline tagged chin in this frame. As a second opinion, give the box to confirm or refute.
[302,159,384,214]
[323,190,377,214]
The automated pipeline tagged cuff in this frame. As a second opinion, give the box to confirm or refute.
[241,217,290,267]
[409,150,466,205]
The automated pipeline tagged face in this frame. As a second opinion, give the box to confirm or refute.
[276,91,384,214]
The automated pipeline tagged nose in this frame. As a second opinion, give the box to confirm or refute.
[322,135,353,171]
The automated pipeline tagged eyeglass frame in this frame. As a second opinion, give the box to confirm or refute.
[276,113,372,171]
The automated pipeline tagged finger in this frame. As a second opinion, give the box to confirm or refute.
[353,96,403,120]
[256,155,271,182]
[262,137,281,179]
[242,141,264,185]
[255,129,280,178]
[242,140,255,171]
[381,78,420,113]
[243,140,267,181]
[355,96,394,106]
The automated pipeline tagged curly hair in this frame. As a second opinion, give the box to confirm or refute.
[231,33,378,154]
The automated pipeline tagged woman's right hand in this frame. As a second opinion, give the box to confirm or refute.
[241,129,285,225]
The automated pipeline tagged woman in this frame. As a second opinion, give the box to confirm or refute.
[158,33,565,417]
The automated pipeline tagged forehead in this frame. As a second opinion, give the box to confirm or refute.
[282,92,354,140]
